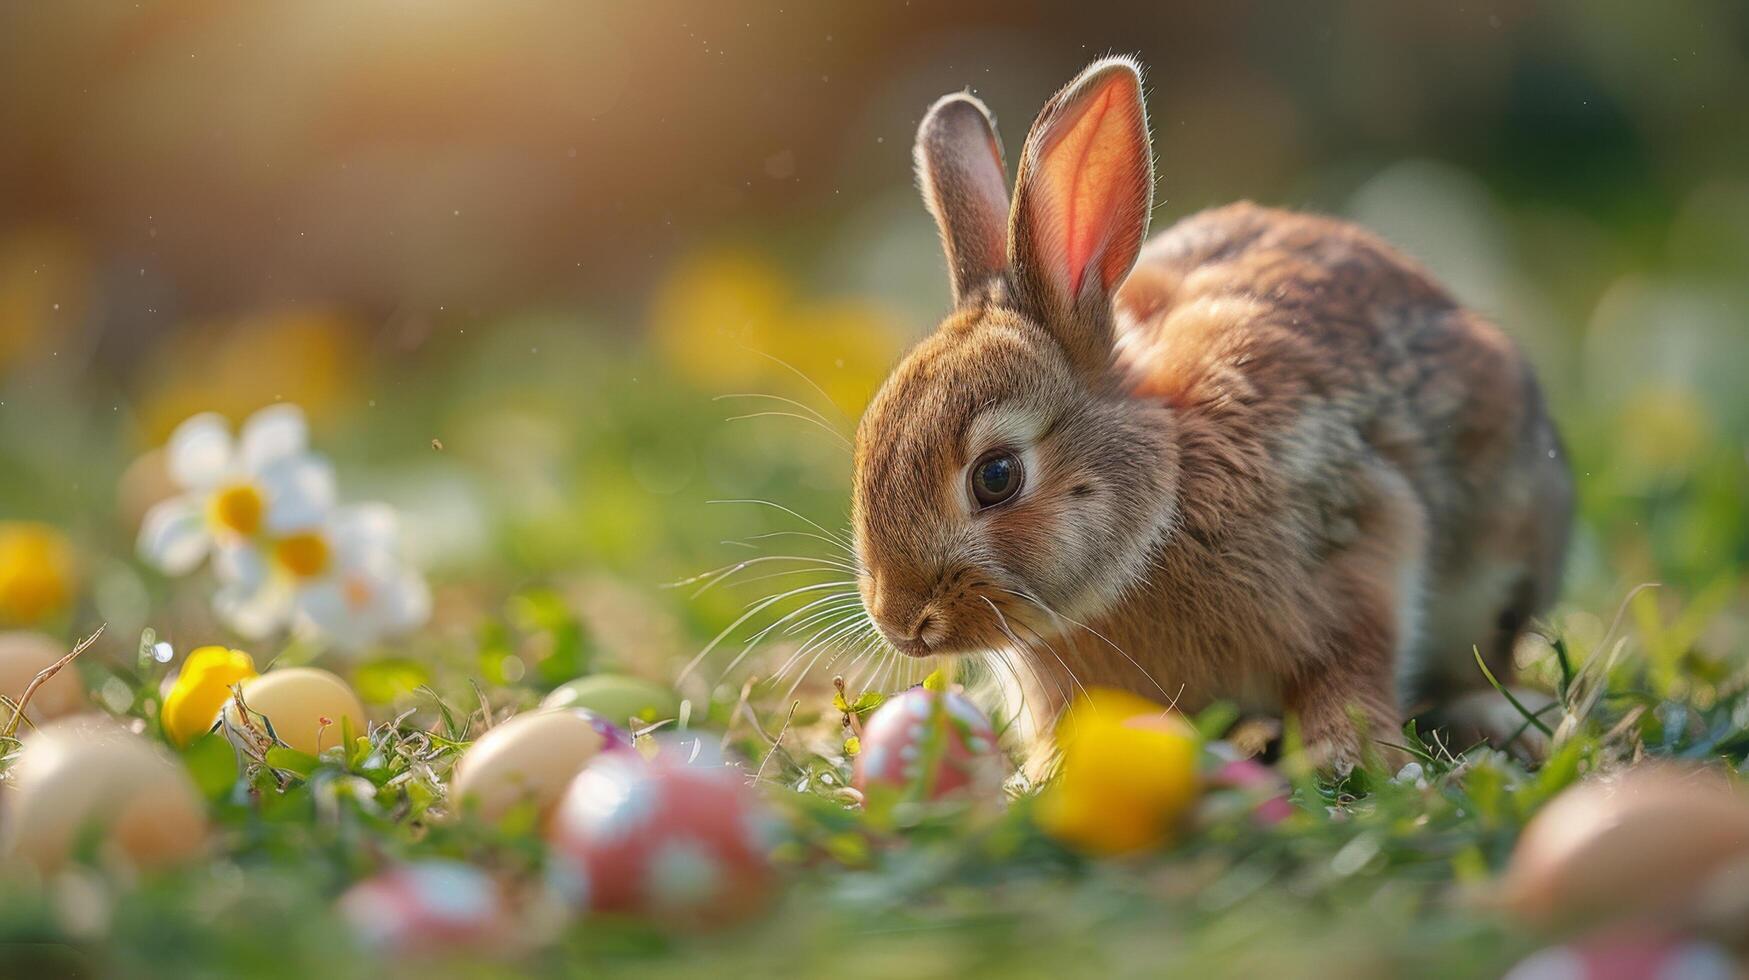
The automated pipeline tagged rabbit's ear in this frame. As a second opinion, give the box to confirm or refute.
[1010,57,1153,322]
[915,92,1010,306]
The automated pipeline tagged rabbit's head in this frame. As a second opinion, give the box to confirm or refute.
[853,58,1177,657]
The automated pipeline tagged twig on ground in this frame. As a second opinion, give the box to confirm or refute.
[3,624,105,739]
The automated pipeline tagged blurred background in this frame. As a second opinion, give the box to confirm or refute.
[1,1,1745,673]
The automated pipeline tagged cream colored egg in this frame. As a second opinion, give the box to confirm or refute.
[0,631,86,724]
[237,667,366,756]
[450,709,611,825]
[1500,764,1749,929]
[2,719,206,872]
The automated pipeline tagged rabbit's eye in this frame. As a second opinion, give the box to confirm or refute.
[970,450,1023,509]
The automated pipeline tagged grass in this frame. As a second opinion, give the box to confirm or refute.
[0,316,1745,979]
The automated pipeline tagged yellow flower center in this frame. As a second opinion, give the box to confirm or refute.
[273,532,331,579]
[208,483,265,536]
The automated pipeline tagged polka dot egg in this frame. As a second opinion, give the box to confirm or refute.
[338,860,510,955]
[546,742,777,926]
[852,687,1002,801]
[1502,932,1736,980]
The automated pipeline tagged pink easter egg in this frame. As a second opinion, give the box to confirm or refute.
[546,742,777,925]
[1209,756,1294,826]
[852,687,1002,801]
[1503,932,1736,980]
[338,860,509,954]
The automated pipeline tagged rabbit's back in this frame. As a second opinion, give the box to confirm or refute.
[1115,202,1571,701]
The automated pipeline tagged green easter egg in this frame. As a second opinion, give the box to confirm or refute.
[541,674,678,726]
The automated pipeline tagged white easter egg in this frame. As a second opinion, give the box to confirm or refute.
[0,631,85,724]
[2,718,206,871]
[449,708,631,826]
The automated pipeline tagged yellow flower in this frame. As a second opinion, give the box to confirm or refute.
[649,247,790,389]
[0,522,76,626]
[162,646,258,745]
[1035,688,1201,856]
[0,226,89,372]
[648,246,905,418]
[136,308,362,446]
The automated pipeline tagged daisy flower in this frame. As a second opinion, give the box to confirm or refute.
[214,504,430,652]
[137,405,336,576]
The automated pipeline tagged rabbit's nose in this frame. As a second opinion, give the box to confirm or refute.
[867,577,933,654]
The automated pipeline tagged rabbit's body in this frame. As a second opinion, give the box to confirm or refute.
[852,58,1571,773]
[1012,202,1571,760]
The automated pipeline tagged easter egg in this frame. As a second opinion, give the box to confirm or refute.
[1035,688,1201,855]
[852,687,1001,801]
[235,667,367,756]
[2,719,206,871]
[338,860,510,955]
[1503,932,1736,980]
[541,674,678,727]
[1500,764,1749,930]
[547,743,776,925]
[1205,743,1294,827]
[0,631,85,724]
[449,708,632,826]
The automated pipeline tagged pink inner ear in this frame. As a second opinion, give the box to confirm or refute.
[1034,75,1145,298]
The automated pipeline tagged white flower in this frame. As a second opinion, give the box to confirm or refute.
[214,504,430,652]
[137,405,335,575]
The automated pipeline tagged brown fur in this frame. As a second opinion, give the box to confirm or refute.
[855,58,1572,774]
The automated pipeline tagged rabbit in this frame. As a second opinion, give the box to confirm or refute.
[850,56,1573,776]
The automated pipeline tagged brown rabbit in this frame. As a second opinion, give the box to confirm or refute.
[851,56,1572,774]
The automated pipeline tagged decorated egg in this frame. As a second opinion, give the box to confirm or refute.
[449,708,632,826]
[1500,764,1749,930]
[546,743,777,925]
[541,674,678,727]
[852,687,1001,801]
[234,667,367,756]
[1503,932,1736,980]
[1206,753,1295,827]
[0,630,85,724]
[2,718,207,871]
[1036,688,1201,855]
[338,860,510,955]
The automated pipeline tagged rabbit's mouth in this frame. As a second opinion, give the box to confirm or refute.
[874,607,952,657]
[872,586,1055,660]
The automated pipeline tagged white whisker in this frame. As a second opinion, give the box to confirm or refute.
[734,346,855,425]
[680,581,859,682]
[707,499,854,549]
[1000,586,1175,705]
[713,392,842,433]
[722,410,853,451]
[716,592,862,681]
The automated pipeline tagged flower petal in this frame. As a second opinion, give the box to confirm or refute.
[211,543,294,638]
[215,574,295,639]
[167,413,235,488]
[258,455,337,534]
[379,568,432,633]
[212,540,268,590]
[137,496,211,575]
[330,503,402,563]
[294,580,365,651]
[238,404,308,471]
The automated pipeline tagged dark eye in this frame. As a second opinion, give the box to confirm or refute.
[969,450,1023,509]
